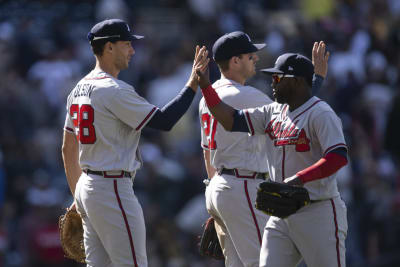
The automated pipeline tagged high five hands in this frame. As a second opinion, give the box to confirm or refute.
[187,45,210,90]
[194,47,211,89]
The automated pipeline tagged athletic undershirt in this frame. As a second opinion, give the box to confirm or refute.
[146,86,195,130]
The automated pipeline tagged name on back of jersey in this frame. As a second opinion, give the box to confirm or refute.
[73,83,95,98]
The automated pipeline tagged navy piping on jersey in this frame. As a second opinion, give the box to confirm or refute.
[146,86,196,131]
[136,107,157,131]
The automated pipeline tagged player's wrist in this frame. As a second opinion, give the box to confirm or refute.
[201,85,221,108]
[185,80,199,92]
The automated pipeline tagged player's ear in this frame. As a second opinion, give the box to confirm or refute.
[104,42,113,54]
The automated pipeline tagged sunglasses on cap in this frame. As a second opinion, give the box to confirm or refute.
[272,74,295,83]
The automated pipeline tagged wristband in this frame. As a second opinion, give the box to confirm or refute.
[201,85,222,108]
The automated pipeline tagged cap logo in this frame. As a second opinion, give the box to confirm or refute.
[288,66,293,71]
[245,33,252,42]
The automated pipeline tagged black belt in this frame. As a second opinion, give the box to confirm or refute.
[219,168,268,180]
[84,169,132,178]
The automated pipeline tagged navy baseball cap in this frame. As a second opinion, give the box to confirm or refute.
[212,31,266,61]
[260,53,314,84]
[87,19,144,43]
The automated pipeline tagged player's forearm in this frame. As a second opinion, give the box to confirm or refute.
[62,132,82,196]
[311,74,324,96]
[201,85,236,131]
[296,151,348,184]
[146,86,195,131]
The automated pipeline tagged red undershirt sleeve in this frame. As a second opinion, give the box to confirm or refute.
[296,152,348,184]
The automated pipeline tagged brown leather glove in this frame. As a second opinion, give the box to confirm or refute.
[198,217,224,260]
[58,208,86,263]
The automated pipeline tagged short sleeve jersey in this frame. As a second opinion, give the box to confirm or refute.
[243,96,347,200]
[64,70,157,172]
[199,78,273,172]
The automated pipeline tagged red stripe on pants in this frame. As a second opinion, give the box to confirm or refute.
[114,180,139,267]
[244,180,262,245]
[330,199,341,267]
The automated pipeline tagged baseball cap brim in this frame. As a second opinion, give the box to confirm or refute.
[260,68,285,74]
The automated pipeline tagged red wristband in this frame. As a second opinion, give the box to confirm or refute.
[201,85,222,108]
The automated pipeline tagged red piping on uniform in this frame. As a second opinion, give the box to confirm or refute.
[244,181,262,245]
[114,180,139,267]
[330,199,341,267]
[293,100,322,121]
[244,111,255,135]
[136,107,157,131]
[324,143,347,156]
[281,147,285,181]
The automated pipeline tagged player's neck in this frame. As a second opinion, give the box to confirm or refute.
[95,58,120,78]
[288,94,312,112]
[221,72,246,85]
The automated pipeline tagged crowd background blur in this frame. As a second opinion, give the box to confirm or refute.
[0,0,399,266]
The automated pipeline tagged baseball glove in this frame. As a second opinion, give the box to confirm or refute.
[256,181,311,218]
[199,217,224,260]
[58,208,86,263]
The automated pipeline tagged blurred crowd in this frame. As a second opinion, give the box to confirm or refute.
[0,0,399,266]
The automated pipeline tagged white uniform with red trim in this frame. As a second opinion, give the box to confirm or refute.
[199,78,273,267]
[243,96,348,267]
[64,69,156,267]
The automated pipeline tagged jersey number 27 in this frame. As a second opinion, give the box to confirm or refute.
[70,104,96,144]
[202,113,217,150]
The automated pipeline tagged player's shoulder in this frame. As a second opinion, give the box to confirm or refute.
[84,70,134,91]
[313,97,336,113]
[213,79,272,108]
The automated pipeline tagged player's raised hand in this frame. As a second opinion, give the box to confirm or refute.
[312,41,329,78]
[187,45,210,90]
[195,49,211,89]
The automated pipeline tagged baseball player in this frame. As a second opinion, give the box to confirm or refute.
[199,31,329,267]
[197,52,348,267]
[61,19,209,267]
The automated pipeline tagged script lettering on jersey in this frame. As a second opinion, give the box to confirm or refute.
[73,84,95,98]
[265,119,310,152]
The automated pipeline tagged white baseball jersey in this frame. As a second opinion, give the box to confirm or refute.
[243,96,347,200]
[64,69,157,172]
[199,78,273,172]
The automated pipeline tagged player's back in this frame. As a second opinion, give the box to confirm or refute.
[199,78,273,172]
[64,70,156,173]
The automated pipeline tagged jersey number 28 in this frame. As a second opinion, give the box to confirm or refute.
[70,104,96,144]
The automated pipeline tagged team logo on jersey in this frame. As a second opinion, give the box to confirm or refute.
[265,119,310,152]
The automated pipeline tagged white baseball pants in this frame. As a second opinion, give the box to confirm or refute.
[75,172,147,267]
[259,196,347,267]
